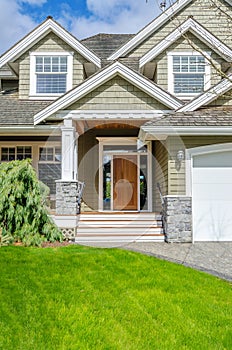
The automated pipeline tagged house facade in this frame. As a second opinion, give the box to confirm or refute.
[1,0,232,243]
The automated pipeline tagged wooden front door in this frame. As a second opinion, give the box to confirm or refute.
[113,155,138,210]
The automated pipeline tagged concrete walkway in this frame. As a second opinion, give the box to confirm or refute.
[123,242,232,282]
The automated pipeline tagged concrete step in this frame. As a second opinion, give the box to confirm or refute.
[77,227,163,234]
[79,214,162,221]
[75,234,164,243]
[78,220,162,227]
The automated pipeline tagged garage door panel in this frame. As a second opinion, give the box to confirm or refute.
[193,183,232,200]
[192,150,232,241]
[194,201,232,241]
[193,168,232,184]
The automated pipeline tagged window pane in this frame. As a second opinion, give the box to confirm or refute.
[25,147,32,154]
[1,155,8,161]
[174,74,204,93]
[36,74,67,93]
[173,56,180,64]
[182,65,188,72]
[1,148,8,154]
[181,56,188,64]
[55,148,61,162]
[52,57,59,64]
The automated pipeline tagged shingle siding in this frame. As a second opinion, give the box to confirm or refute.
[167,135,232,195]
[17,32,88,99]
[128,0,232,58]
[68,76,168,110]
[38,163,61,195]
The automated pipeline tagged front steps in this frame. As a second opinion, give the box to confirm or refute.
[75,212,164,244]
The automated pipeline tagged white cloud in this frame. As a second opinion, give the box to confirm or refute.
[0,0,161,55]
[19,0,47,4]
[0,0,37,54]
[60,0,161,39]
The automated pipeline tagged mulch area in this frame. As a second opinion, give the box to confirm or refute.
[41,241,74,248]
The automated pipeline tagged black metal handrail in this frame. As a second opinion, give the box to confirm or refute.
[77,181,85,213]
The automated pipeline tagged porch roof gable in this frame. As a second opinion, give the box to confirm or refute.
[34,61,183,125]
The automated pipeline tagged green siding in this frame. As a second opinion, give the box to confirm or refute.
[17,32,89,99]
[167,136,232,195]
[156,33,223,91]
[129,0,232,58]
[153,140,168,212]
[68,76,168,110]
[78,130,99,211]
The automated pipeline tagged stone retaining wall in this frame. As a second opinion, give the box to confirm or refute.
[163,196,192,243]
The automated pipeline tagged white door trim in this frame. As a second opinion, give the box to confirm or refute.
[96,137,152,212]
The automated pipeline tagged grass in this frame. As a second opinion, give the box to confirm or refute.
[0,245,231,350]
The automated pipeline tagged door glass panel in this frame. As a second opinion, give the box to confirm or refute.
[103,155,111,210]
[140,155,148,210]
[102,146,149,211]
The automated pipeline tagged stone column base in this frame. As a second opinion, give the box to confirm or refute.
[56,180,83,215]
[163,196,192,243]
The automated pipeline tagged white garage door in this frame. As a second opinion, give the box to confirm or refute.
[192,151,232,241]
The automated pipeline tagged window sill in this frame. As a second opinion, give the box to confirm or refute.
[29,94,63,100]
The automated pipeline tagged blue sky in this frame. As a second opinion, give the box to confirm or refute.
[0,0,162,54]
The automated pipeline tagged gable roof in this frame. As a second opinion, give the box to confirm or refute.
[140,107,232,140]
[33,61,183,125]
[178,73,232,112]
[108,0,232,60]
[140,18,232,67]
[81,34,135,60]
[0,17,101,69]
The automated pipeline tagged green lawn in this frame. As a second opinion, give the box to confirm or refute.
[0,245,231,350]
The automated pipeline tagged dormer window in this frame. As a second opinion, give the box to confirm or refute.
[30,52,73,99]
[168,51,211,99]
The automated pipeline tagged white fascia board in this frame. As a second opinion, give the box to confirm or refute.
[141,126,232,137]
[108,0,193,60]
[140,18,232,67]
[0,19,101,68]
[0,125,61,135]
[34,62,183,125]
[178,74,232,112]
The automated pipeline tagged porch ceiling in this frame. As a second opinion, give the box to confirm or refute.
[75,120,144,135]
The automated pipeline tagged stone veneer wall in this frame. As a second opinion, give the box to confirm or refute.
[56,180,83,215]
[163,196,192,243]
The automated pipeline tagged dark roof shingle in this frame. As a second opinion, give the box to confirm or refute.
[81,33,135,60]
[0,92,52,126]
[143,107,232,127]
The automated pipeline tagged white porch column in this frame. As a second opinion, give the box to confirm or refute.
[61,119,78,181]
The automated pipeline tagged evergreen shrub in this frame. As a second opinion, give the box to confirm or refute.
[0,159,62,246]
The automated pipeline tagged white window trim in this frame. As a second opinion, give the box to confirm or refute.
[39,146,61,163]
[29,51,73,100]
[167,51,211,99]
[0,145,32,162]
